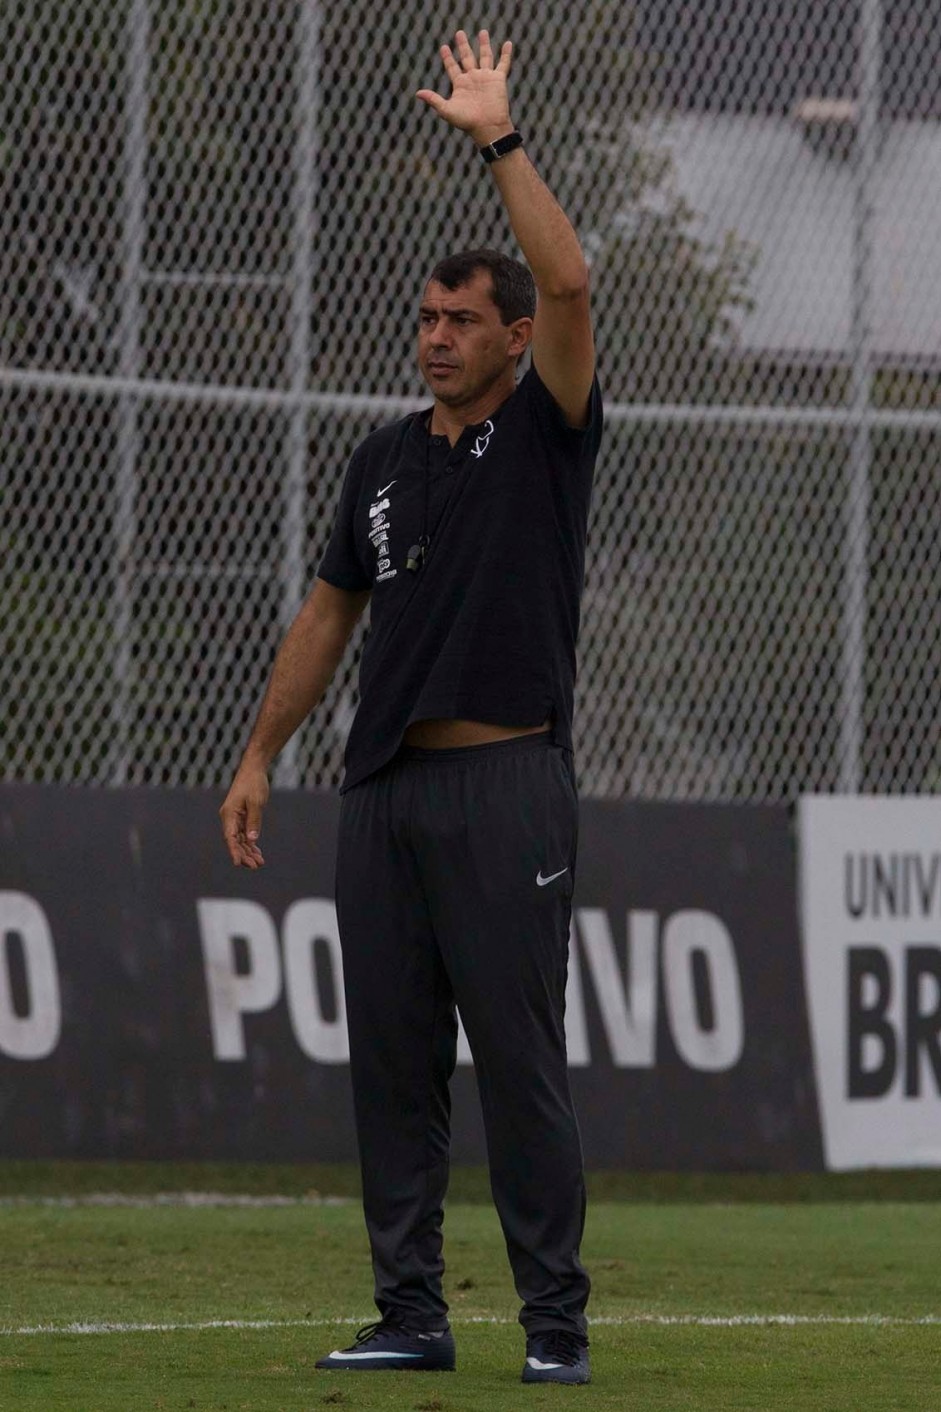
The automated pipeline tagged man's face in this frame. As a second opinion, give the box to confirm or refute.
[417,270,530,408]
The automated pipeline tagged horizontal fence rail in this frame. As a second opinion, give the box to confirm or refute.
[5,366,941,432]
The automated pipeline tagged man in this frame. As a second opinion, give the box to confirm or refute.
[220,28,602,1386]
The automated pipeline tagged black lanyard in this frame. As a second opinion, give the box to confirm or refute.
[406,417,434,572]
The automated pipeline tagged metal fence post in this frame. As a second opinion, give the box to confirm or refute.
[275,0,320,789]
[841,0,882,793]
[113,0,149,785]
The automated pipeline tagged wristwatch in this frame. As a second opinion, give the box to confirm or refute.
[480,130,524,164]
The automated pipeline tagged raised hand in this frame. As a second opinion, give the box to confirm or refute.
[416,29,514,144]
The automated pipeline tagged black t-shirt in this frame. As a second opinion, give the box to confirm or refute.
[317,364,603,792]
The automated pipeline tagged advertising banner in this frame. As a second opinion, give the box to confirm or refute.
[799,797,941,1169]
[0,784,820,1168]
[569,798,820,1168]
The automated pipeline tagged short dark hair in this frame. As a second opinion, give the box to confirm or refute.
[427,248,536,325]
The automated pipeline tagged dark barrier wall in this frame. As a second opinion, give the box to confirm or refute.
[0,785,822,1169]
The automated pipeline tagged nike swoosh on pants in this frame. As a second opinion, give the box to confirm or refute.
[536,868,568,887]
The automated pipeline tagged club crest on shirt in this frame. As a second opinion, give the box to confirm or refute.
[470,419,495,459]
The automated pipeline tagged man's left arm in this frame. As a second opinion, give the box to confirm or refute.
[417,28,595,428]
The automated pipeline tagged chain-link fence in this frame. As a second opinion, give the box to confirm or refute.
[3,1,941,798]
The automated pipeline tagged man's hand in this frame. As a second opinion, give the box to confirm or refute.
[416,29,514,145]
[220,761,269,869]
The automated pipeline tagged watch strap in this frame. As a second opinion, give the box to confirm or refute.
[480,130,524,164]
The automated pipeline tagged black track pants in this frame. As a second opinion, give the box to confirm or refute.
[335,732,590,1338]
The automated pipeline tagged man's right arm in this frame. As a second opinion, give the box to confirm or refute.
[220,578,370,869]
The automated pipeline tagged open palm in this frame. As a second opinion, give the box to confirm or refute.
[416,29,514,141]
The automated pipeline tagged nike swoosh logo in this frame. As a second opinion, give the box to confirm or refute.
[536,868,569,887]
[328,1350,422,1360]
[376,480,397,496]
[527,1356,565,1369]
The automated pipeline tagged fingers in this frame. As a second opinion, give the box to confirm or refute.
[244,798,264,861]
[222,813,252,868]
[220,795,266,870]
[454,29,476,71]
[419,31,513,125]
[444,31,511,78]
[223,821,264,869]
[440,42,461,85]
[243,832,265,869]
[416,88,447,116]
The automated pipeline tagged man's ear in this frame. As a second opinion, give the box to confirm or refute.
[507,317,533,359]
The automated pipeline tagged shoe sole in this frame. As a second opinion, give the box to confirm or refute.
[522,1366,591,1385]
[316,1362,456,1372]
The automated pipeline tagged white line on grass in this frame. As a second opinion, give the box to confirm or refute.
[3,1313,940,1337]
[0,1193,351,1208]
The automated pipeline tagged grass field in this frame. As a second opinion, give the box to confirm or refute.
[2,1164,940,1411]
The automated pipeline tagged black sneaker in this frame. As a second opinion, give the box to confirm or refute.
[315,1314,456,1372]
[521,1329,590,1384]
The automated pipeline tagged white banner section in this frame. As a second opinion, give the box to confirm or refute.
[799,798,941,1169]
